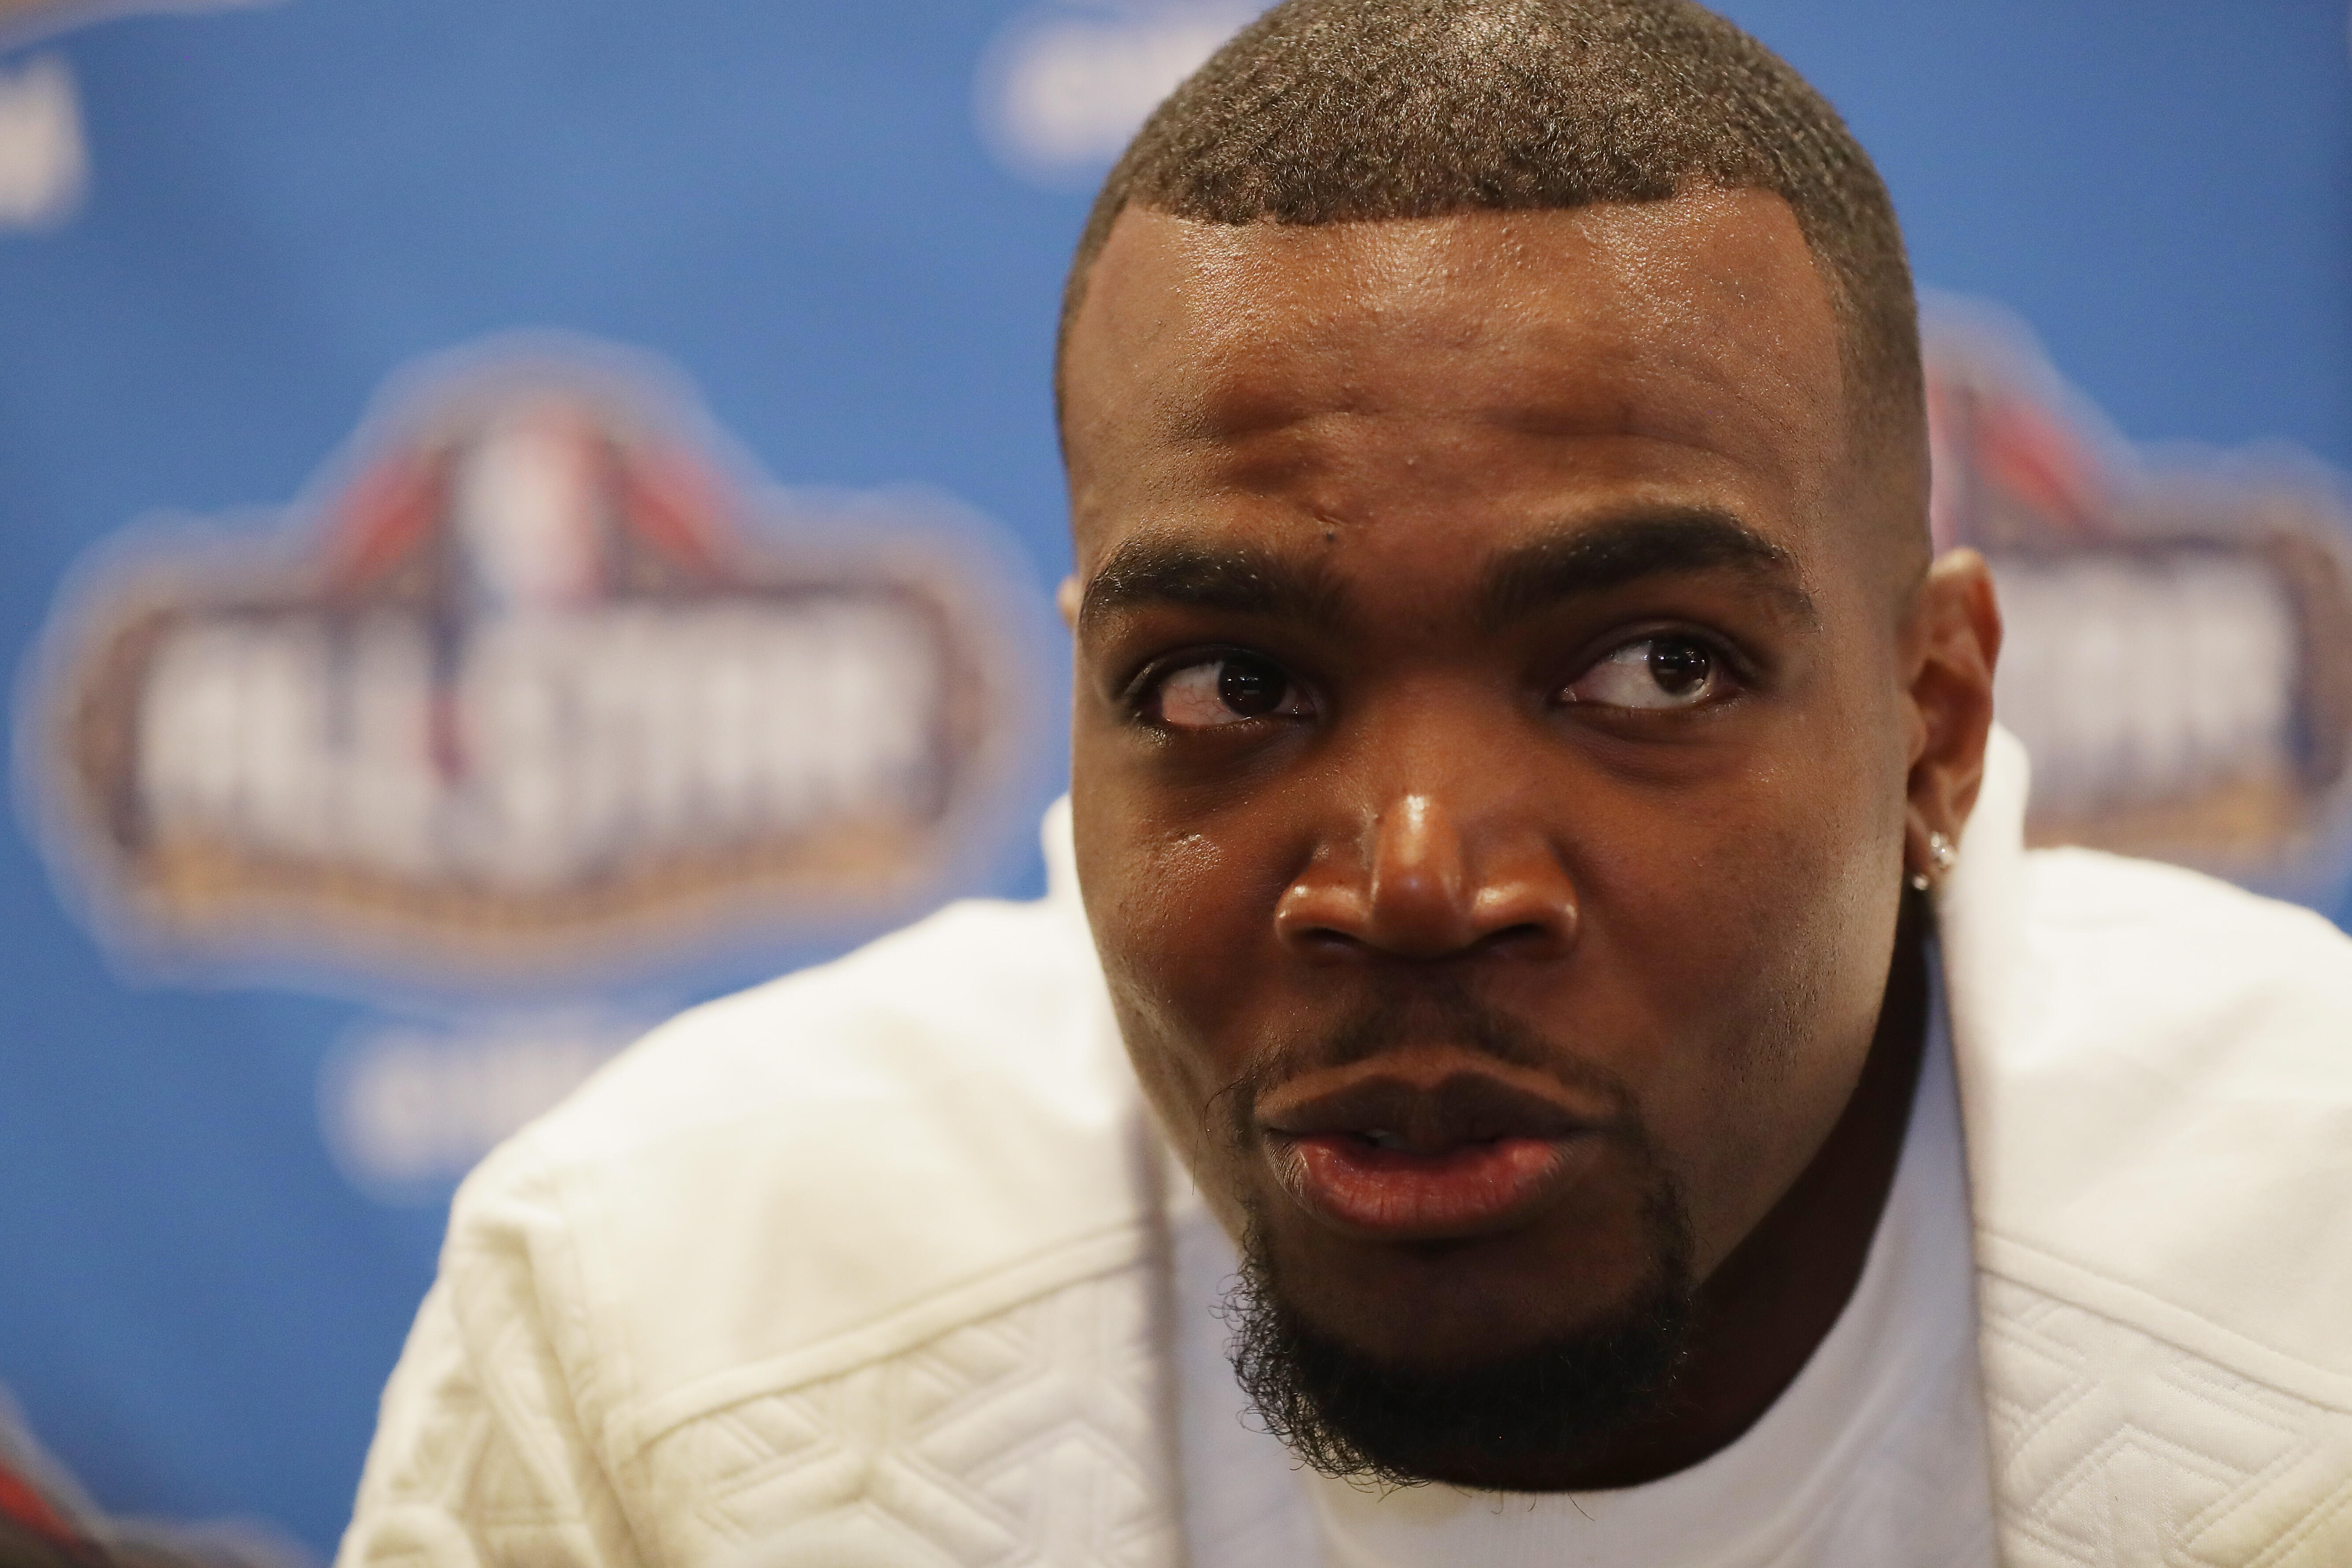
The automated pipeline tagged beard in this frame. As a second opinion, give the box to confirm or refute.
[1222,1183,1696,1489]
[1212,976,1701,1489]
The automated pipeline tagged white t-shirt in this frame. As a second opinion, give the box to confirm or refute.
[1170,966,1997,1568]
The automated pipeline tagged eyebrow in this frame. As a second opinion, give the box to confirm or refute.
[1078,508,1813,640]
[1478,510,1816,632]
[1078,535,1350,637]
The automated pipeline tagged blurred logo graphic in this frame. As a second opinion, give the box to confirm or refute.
[977,0,1258,185]
[0,0,290,233]
[1927,301,2352,890]
[0,0,282,230]
[0,53,80,227]
[320,1010,638,1201]
[20,336,1040,992]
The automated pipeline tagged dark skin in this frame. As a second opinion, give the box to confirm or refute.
[1060,190,2001,1490]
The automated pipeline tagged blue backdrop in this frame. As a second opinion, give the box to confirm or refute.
[0,0,2343,1556]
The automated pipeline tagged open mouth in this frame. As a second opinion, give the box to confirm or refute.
[1271,1130,1584,1238]
[1257,1069,1610,1241]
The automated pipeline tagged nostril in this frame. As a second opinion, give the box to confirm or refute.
[1296,925,1366,956]
[1476,921,1556,954]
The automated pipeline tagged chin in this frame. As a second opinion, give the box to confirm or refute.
[1223,1179,1697,1487]
[1275,1230,1661,1368]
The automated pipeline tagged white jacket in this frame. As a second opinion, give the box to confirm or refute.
[337,732,2352,1568]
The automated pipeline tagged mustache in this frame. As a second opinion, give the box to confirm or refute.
[1212,974,1646,1151]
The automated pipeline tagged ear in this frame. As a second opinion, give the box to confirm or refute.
[1057,574,1081,632]
[1904,550,2002,879]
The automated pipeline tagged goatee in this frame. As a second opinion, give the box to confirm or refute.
[1221,1187,1697,1489]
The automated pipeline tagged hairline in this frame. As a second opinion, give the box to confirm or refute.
[1063,187,1853,423]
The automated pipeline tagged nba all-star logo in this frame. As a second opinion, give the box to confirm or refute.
[1924,303,2352,890]
[21,337,1038,989]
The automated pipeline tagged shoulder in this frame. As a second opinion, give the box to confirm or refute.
[525,891,1121,1166]
[2019,845,2352,1062]
[437,891,1162,1460]
[2024,841,2352,955]
[1964,846,2352,1395]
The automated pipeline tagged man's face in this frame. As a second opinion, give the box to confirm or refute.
[1061,193,1921,1390]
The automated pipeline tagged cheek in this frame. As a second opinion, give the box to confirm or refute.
[1082,816,1249,1005]
[1072,785,1276,1148]
[1583,734,1906,1267]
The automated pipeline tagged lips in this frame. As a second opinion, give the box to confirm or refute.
[1258,1070,1609,1242]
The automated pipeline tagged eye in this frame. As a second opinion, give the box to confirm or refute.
[1562,635,1730,711]
[1150,652,1312,728]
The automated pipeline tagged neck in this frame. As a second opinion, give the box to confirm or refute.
[1451,897,1933,1492]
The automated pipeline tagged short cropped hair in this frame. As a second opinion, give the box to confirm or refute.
[1060,0,1924,475]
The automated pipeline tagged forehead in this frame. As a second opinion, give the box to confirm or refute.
[1060,193,1854,578]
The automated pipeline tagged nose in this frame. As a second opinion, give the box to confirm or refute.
[1274,790,1577,961]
